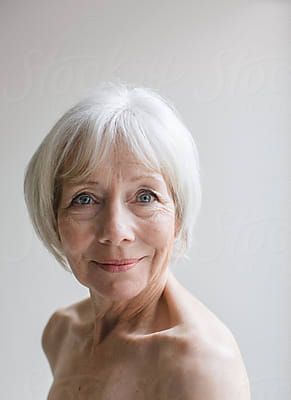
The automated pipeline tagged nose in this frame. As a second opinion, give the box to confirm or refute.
[97,199,135,246]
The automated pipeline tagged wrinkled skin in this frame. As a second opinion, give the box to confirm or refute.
[43,146,250,399]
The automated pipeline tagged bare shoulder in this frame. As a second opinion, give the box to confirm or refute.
[158,319,251,400]
[41,298,90,373]
[160,274,250,399]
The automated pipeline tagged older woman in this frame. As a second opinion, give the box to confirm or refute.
[24,82,250,399]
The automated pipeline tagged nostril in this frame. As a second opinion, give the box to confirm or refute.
[97,228,135,245]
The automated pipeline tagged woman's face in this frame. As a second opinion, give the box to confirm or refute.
[57,147,178,301]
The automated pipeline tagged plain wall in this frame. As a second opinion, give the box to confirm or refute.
[0,0,290,399]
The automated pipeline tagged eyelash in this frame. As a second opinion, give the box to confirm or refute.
[70,189,158,207]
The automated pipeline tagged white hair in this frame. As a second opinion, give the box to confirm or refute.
[24,81,202,271]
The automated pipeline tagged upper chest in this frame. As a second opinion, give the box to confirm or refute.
[48,368,160,400]
[48,328,176,400]
[46,278,235,400]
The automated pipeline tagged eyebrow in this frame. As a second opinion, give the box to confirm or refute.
[80,174,164,186]
[131,174,164,183]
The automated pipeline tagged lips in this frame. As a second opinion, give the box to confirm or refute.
[93,257,144,273]
[97,258,141,266]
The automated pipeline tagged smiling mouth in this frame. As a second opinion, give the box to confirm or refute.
[93,257,144,273]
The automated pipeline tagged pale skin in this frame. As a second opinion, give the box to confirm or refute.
[43,146,251,399]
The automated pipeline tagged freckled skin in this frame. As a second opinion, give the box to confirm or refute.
[44,148,251,399]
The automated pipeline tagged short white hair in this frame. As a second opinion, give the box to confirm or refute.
[24,81,202,271]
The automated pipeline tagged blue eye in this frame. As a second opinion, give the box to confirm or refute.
[137,190,158,203]
[72,193,96,206]
[69,190,157,208]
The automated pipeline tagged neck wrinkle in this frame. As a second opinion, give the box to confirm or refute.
[89,268,169,348]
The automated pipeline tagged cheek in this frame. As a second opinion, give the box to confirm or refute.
[58,217,91,259]
[140,209,176,249]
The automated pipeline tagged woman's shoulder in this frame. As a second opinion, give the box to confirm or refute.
[159,329,250,399]
[158,323,250,400]
[158,318,238,370]
[157,273,250,398]
[41,309,66,374]
[163,272,238,348]
[159,271,242,366]
[41,298,90,372]
[42,298,92,339]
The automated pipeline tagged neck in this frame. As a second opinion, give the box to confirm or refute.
[88,268,170,347]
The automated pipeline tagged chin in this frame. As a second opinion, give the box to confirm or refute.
[106,282,147,302]
[89,274,149,300]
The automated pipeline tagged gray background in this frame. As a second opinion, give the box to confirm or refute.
[0,0,290,399]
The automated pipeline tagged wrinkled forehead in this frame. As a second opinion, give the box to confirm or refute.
[103,144,153,168]
[84,148,165,188]
[107,143,147,167]
[59,140,166,185]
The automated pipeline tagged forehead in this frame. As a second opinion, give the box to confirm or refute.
[61,144,168,188]
[100,148,155,172]
[86,152,165,186]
